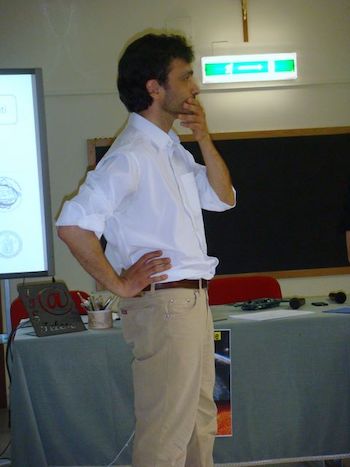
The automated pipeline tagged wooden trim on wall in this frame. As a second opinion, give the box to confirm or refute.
[180,126,350,142]
[87,126,350,162]
[87,137,115,168]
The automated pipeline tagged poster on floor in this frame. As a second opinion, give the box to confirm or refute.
[214,329,232,436]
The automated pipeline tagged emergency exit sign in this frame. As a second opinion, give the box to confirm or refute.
[201,53,297,84]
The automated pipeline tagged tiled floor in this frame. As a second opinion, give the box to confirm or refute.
[0,408,11,466]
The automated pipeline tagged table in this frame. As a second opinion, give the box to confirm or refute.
[10,302,350,466]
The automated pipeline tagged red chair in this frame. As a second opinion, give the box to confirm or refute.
[208,275,282,306]
[10,290,90,329]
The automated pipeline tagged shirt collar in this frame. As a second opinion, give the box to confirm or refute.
[129,112,180,149]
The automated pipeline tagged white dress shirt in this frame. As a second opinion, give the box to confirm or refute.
[56,113,235,281]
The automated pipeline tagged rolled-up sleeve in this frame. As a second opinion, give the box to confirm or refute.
[194,164,236,212]
[56,152,138,237]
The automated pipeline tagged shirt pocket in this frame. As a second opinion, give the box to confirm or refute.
[179,172,202,214]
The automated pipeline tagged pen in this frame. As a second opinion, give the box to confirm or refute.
[102,295,118,310]
[77,292,92,311]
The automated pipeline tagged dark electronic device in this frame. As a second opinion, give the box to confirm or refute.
[328,291,347,304]
[239,298,281,311]
[235,296,306,311]
[17,281,86,337]
[287,297,306,310]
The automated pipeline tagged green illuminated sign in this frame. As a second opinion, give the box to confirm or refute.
[205,61,269,76]
[234,61,268,74]
[201,53,297,84]
[274,59,295,72]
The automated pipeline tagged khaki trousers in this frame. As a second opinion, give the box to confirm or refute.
[119,287,217,467]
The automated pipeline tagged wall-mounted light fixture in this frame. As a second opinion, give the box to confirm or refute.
[201,52,297,85]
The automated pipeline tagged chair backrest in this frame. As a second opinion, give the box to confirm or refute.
[10,290,90,329]
[208,275,282,306]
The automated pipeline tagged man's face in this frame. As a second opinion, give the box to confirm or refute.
[160,58,199,117]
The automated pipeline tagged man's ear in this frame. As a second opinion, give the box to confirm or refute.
[145,79,162,98]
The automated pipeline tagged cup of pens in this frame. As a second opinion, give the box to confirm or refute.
[88,308,113,330]
[79,293,116,330]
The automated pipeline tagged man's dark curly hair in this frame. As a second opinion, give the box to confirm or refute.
[117,33,194,113]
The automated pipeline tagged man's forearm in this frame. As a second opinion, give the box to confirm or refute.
[57,225,123,294]
[198,135,235,206]
[57,225,172,297]
[178,98,235,206]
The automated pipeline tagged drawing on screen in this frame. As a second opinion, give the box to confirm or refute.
[0,95,17,125]
[0,177,22,211]
[0,230,22,258]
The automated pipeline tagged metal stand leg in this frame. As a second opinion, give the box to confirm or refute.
[0,280,11,343]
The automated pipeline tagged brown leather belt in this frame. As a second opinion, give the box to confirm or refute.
[143,279,208,292]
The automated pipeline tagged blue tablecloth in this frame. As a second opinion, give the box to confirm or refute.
[10,305,350,466]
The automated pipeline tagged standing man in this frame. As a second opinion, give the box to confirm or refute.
[57,32,235,467]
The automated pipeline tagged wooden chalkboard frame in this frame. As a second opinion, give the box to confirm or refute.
[87,126,350,279]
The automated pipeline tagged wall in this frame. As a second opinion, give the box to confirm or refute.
[1,0,350,300]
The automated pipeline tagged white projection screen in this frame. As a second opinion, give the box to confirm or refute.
[0,68,54,279]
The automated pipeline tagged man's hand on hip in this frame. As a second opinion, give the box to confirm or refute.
[118,250,172,297]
